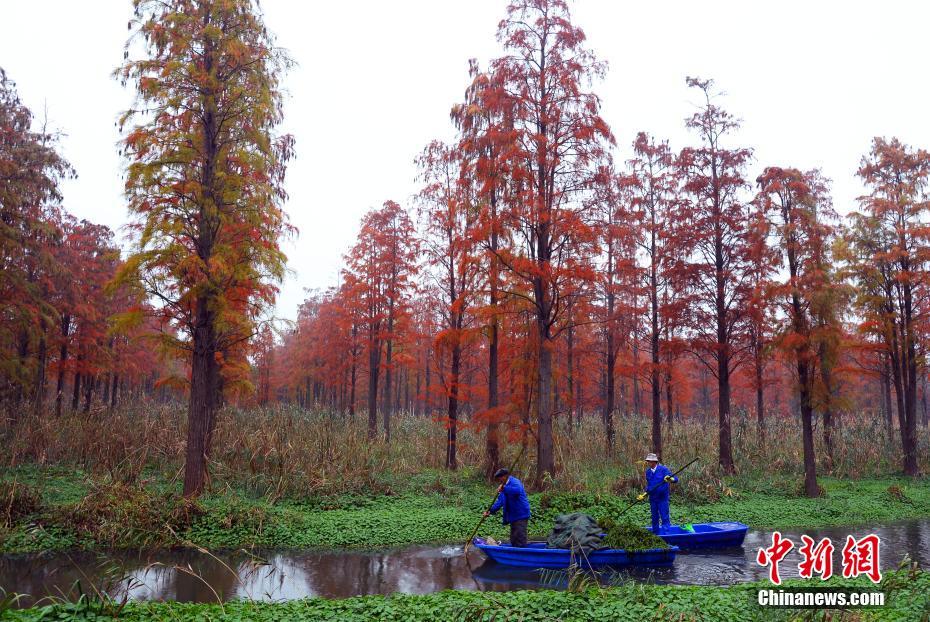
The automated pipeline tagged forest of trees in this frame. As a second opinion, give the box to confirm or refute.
[2,0,928,499]
[0,67,167,422]
[260,2,930,493]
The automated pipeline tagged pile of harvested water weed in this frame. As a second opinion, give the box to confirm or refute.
[597,517,668,550]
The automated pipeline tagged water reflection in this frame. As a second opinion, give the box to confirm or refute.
[1,520,927,606]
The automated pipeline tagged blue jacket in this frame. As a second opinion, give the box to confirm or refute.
[645,464,678,501]
[489,476,531,524]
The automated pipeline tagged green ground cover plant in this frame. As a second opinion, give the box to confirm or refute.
[3,567,928,621]
[2,468,929,554]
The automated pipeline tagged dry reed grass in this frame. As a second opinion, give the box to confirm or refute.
[2,402,925,498]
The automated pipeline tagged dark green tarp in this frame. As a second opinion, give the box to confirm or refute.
[545,512,605,554]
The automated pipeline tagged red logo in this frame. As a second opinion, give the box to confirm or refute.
[756,531,794,585]
[798,535,834,580]
[841,534,882,583]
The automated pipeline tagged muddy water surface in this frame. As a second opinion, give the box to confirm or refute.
[2,521,927,606]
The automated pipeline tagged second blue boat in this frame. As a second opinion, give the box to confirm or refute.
[647,521,749,549]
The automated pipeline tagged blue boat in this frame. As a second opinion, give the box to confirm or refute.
[646,521,749,549]
[472,537,679,569]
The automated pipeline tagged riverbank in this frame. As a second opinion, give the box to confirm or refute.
[2,466,929,554]
[4,568,928,621]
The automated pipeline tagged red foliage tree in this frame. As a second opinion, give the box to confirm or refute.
[628,132,679,454]
[843,138,930,476]
[345,201,417,441]
[591,163,636,453]
[0,68,74,413]
[678,77,753,473]
[757,166,836,496]
[417,140,484,469]
[744,204,779,441]
[452,59,517,478]
[487,0,613,483]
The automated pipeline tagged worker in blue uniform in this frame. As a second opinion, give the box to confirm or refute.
[637,452,678,532]
[483,468,531,546]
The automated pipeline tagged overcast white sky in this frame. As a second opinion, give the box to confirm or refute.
[2,1,928,321]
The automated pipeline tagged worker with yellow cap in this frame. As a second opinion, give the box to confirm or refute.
[638,452,678,532]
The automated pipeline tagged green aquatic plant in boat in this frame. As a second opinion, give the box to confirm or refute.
[597,517,668,550]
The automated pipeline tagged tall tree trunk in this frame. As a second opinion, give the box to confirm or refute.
[82,374,93,413]
[755,353,765,442]
[403,368,410,415]
[521,346,531,453]
[650,284,661,456]
[716,260,734,473]
[902,284,919,476]
[13,331,29,408]
[664,319,674,429]
[424,345,431,417]
[819,349,835,472]
[485,304,500,479]
[33,321,48,417]
[535,292,555,484]
[665,367,674,429]
[531,50,556,487]
[110,373,119,410]
[383,311,395,442]
[718,358,735,474]
[604,328,616,455]
[786,227,817,496]
[446,343,461,470]
[798,359,819,497]
[367,337,380,439]
[619,379,628,419]
[603,258,618,452]
[713,155,735,472]
[882,355,893,436]
[921,374,928,427]
[632,330,641,417]
[577,372,584,420]
[340,366,349,415]
[349,347,357,420]
[102,373,111,404]
[888,324,911,475]
[71,360,82,413]
[55,314,70,417]
[567,323,575,435]
[414,365,421,417]
[183,296,219,497]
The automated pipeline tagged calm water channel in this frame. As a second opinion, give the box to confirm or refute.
[2,521,928,606]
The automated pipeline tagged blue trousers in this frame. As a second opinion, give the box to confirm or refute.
[650,497,672,531]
